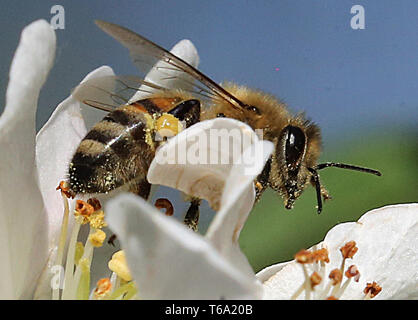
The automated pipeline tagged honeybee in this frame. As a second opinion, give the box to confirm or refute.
[69,20,381,219]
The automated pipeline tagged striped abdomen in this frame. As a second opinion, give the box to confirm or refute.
[69,97,179,194]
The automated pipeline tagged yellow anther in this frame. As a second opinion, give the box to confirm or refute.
[93,278,112,299]
[108,250,132,282]
[156,113,183,138]
[89,229,106,248]
[89,210,107,229]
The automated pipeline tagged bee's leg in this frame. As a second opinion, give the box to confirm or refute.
[129,178,152,200]
[255,158,271,203]
[184,197,201,232]
[320,185,332,201]
[168,99,201,128]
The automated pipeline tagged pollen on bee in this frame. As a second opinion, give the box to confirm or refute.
[156,113,183,138]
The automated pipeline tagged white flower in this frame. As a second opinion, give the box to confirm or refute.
[2,20,416,301]
[257,203,418,300]
[106,119,274,299]
[0,19,202,300]
[0,19,118,300]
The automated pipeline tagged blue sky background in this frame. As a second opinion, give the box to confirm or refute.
[0,0,417,145]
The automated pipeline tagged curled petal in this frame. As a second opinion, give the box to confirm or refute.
[147,118,264,211]
[36,66,115,248]
[106,194,263,299]
[206,140,274,276]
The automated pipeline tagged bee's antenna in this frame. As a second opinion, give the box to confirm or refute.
[307,167,322,214]
[314,162,382,176]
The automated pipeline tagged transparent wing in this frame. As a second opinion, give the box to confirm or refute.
[95,20,246,112]
[72,75,168,112]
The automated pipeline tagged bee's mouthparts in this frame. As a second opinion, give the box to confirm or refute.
[285,198,295,210]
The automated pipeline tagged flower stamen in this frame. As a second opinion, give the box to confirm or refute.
[155,198,174,216]
[108,250,133,282]
[310,272,322,288]
[89,229,106,248]
[289,241,381,300]
[52,182,71,300]
[56,181,75,199]
[93,278,112,300]
[363,281,382,299]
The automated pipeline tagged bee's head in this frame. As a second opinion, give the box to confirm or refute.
[272,122,381,214]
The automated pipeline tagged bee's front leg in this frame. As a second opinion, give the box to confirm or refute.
[254,157,272,203]
[183,197,201,232]
[128,178,152,200]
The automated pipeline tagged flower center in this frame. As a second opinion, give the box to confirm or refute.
[52,181,137,300]
[291,242,382,300]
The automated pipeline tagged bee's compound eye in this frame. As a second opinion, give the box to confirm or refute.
[245,105,261,115]
[283,125,306,169]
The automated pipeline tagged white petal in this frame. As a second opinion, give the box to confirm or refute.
[0,20,55,299]
[78,66,116,129]
[326,204,418,299]
[260,204,418,300]
[147,118,263,210]
[206,140,274,277]
[256,261,291,283]
[129,39,199,103]
[36,66,114,248]
[106,193,263,299]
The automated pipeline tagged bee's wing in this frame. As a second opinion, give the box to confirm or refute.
[72,75,167,112]
[95,20,246,112]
